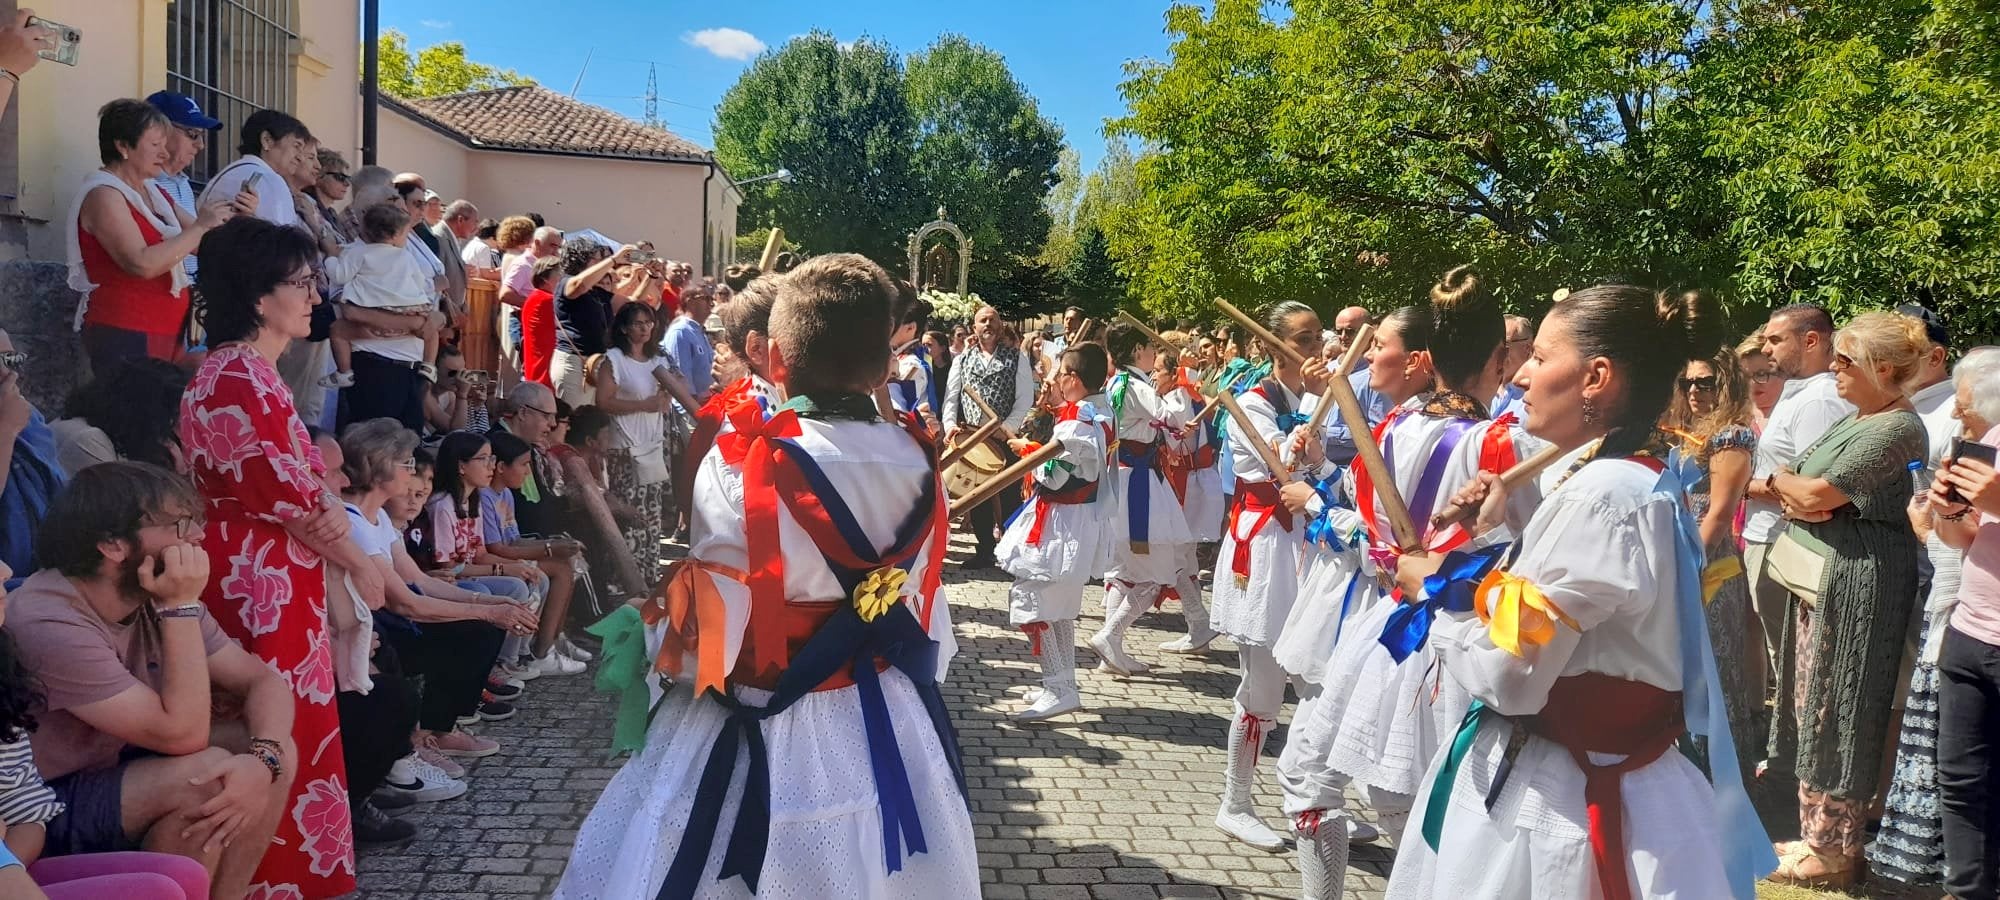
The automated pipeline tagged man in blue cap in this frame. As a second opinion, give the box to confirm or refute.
[144,91,221,281]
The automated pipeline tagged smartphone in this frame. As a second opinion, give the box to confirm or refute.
[248,172,266,194]
[25,16,80,67]
[628,250,658,264]
[1945,437,1999,504]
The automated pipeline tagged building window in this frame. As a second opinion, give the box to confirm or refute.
[166,0,299,185]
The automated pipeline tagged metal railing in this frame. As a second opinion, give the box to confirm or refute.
[166,0,299,186]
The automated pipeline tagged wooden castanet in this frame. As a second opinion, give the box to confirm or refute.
[1213,297,1421,551]
[1430,443,1565,530]
[949,440,1064,518]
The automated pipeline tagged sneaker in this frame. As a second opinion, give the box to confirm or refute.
[380,754,467,802]
[413,740,468,779]
[417,361,439,383]
[317,370,356,389]
[455,711,480,728]
[498,660,542,682]
[370,787,417,811]
[485,678,524,701]
[558,634,595,662]
[352,799,417,850]
[476,694,516,722]
[529,650,587,677]
[430,728,500,758]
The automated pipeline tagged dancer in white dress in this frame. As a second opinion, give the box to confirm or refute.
[1208,301,1331,852]
[1387,285,1773,899]
[1274,269,1534,898]
[1092,322,1196,675]
[1162,356,1225,653]
[557,255,978,900]
[998,344,1116,721]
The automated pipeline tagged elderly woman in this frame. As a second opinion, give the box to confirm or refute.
[1764,311,1931,887]
[195,108,313,228]
[178,217,381,897]
[69,99,243,373]
[304,147,352,244]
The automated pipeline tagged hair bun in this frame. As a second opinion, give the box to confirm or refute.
[1429,265,1485,312]
[1659,289,1727,362]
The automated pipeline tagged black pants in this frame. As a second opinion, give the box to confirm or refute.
[968,488,1024,558]
[340,351,428,433]
[379,617,503,733]
[1939,625,2000,899]
[337,636,419,803]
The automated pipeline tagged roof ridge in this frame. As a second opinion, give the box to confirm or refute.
[381,83,712,163]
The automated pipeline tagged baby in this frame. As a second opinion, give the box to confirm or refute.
[319,203,443,388]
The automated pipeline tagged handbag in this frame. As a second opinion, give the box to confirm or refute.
[1764,528,1826,608]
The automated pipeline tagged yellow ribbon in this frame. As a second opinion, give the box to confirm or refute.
[853,566,909,623]
[1701,555,1744,606]
[1474,569,1579,657]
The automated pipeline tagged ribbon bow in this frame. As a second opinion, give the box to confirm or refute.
[1378,544,1508,662]
[1276,411,1308,433]
[1302,472,1359,550]
[1475,567,1579,656]
[854,566,908,622]
[715,404,801,464]
[584,605,654,753]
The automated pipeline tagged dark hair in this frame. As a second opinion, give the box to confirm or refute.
[527,212,546,228]
[237,108,311,158]
[1105,321,1150,365]
[610,302,661,359]
[487,430,532,465]
[1772,302,1836,337]
[566,404,614,448]
[1551,285,1725,455]
[0,630,45,742]
[65,358,188,471]
[431,430,490,509]
[359,202,412,244]
[561,237,609,275]
[1061,343,1111,390]
[1380,266,1504,387]
[98,99,170,166]
[769,253,894,395]
[196,218,319,345]
[772,251,800,273]
[897,291,933,331]
[722,279,778,357]
[555,398,574,421]
[724,264,761,293]
[34,461,200,578]
[475,218,500,240]
[412,446,436,478]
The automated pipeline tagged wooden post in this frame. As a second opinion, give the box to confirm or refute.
[950,441,1065,518]
[1430,444,1565,530]
[1214,298,1421,551]
[758,227,786,272]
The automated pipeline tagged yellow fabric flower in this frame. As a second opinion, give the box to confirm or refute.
[1475,569,1579,657]
[1701,556,1744,606]
[853,566,909,623]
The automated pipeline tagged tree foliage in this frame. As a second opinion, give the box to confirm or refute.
[714,33,1066,312]
[1112,0,2000,338]
[374,30,533,99]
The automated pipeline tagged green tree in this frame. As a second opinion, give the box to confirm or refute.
[373,30,533,99]
[714,33,924,266]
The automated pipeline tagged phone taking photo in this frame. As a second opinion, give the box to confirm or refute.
[25,16,80,67]
[1946,437,1999,504]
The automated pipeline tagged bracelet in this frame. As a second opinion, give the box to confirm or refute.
[1942,506,1973,522]
[246,738,284,783]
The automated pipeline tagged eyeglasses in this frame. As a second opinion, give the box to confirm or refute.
[468,453,495,465]
[177,127,207,142]
[1333,326,1362,338]
[1750,370,1779,384]
[146,514,205,541]
[276,269,315,291]
[396,458,418,471]
[522,406,558,418]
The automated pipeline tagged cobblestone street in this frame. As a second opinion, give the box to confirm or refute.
[357,535,1390,899]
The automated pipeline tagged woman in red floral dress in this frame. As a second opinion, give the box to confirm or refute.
[179,219,385,899]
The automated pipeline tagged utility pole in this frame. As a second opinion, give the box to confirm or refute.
[361,0,379,165]
[644,64,661,128]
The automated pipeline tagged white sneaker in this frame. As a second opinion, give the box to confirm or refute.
[1015,686,1081,722]
[1346,818,1381,844]
[317,370,357,389]
[558,634,594,661]
[530,650,587,676]
[377,754,468,803]
[1159,632,1218,653]
[498,660,542,682]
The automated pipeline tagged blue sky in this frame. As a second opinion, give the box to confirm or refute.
[380,0,1178,173]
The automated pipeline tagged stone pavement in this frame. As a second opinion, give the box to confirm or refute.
[356,534,1393,898]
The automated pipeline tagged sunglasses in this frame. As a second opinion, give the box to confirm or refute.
[1833,352,1857,369]
[1678,375,1719,391]
[323,171,350,183]
[1750,370,1779,384]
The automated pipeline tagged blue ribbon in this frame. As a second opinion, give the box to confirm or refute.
[888,378,919,413]
[1117,442,1161,546]
[1276,411,1307,434]
[1378,544,1509,663]
[1302,471,1355,550]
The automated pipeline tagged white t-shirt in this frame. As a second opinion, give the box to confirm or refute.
[1744,372,1855,543]
[606,348,672,454]
[345,503,403,560]
[462,237,501,271]
[196,155,299,227]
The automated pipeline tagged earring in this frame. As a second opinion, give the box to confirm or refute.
[1582,397,1600,424]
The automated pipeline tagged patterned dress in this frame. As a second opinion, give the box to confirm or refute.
[1681,424,1763,776]
[180,343,355,898]
[1865,534,1956,884]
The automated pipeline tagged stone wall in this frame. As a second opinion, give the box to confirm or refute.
[0,260,85,417]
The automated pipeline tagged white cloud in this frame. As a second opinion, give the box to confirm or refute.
[684,27,766,61]
[419,19,451,29]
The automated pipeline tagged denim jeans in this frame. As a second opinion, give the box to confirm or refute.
[1938,625,2000,898]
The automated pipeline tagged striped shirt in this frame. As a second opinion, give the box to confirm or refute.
[0,738,63,826]
[152,172,199,279]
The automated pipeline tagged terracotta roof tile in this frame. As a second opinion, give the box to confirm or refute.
[385,86,710,162]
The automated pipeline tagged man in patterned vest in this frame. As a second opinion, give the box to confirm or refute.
[942,305,1037,567]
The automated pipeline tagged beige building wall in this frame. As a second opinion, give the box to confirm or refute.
[296,0,362,166]
[376,111,467,199]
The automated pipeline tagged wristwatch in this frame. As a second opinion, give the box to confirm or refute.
[159,604,204,619]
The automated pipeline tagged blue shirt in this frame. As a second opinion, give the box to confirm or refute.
[1322,368,1392,467]
[662,315,714,410]
[1491,382,1526,421]
[152,171,199,279]
[478,487,521,544]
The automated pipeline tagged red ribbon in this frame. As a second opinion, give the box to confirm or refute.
[1021,621,1048,655]
[714,404,803,682]
[1239,711,1265,758]
[1294,809,1324,836]
[678,377,757,517]
[1228,480,1290,582]
[1153,585,1179,610]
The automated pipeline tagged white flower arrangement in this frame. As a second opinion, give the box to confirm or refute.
[921,290,985,324]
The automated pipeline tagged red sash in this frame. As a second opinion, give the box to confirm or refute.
[1527,674,1685,900]
[1227,479,1293,584]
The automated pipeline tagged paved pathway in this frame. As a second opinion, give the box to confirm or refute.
[357,534,1391,898]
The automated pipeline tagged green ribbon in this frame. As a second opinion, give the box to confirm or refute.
[1423,700,1487,849]
[586,605,655,753]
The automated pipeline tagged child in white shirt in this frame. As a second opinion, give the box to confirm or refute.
[320,203,442,387]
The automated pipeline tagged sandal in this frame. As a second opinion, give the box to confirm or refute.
[1766,848,1860,889]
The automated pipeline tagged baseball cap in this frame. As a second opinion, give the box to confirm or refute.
[1895,303,1950,348]
[145,91,222,130]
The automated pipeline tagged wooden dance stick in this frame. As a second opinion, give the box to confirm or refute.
[1212,387,1289,480]
[758,227,786,272]
[939,417,1005,468]
[554,454,651,595]
[1188,367,1257,428]
[1299,322,1374,439]
[949,440,1065,518]
[959,384,1017,441]
[1066,318,1096,346]
[1114,310,1172,349]
[1430,443,1566,530]
[1213,297,1421,551]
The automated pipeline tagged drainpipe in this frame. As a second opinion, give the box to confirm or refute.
[361,0,380,165]
[700,156,716,276]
